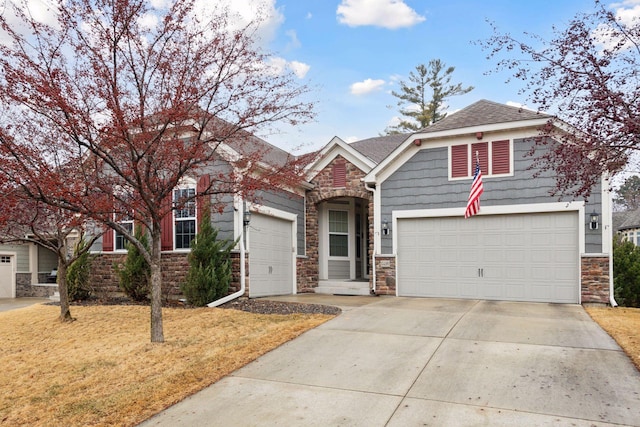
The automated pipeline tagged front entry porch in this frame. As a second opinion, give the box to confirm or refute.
[316,197,372,295]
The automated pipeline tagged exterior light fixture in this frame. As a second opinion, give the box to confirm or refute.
[382,219,389,235]
[243,209,252,227]
[589,211,599,230]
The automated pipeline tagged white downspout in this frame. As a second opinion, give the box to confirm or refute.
[364,180,377,294]
[603,174,618,307]
[208,205,247,308]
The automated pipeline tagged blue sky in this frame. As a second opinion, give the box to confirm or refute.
[249,0,639,153]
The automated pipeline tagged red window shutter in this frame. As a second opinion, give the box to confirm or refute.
[471,142,489,176]
[333,159,346,188]
[161,194,174,251]
[196,174,210,224]
[102,229,114,252]
[491,140,510,175]
[451,144,469,178]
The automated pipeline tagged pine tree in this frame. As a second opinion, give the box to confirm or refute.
[386,59,473,134]
[116,226,151,302]
[181,208,235,306]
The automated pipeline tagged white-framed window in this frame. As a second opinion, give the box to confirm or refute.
[328,210,348,257]
[114,219,134,251]
[174,184,197,250]
[0,255,10,263]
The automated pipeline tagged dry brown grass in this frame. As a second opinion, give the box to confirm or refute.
[585,306,640,370]
[0,304,334,426]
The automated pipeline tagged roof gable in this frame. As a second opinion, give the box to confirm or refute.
[305,136,376,181]
[364,100,553,184]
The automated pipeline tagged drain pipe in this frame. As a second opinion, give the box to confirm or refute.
[364,181,377,295]
[208,206,247,308]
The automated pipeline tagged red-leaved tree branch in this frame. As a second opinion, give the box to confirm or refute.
[479,0,640,198]
[0,0,315,342]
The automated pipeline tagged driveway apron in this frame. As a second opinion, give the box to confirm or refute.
[140,296,640,427]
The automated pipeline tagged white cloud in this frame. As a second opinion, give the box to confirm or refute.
[594,1,640,51]
[285,29,301,49]
[265,57,310,79]
[289,61,310,78]
[350,78,386,95]
[192,0,284,45]
[0,0,60,45]
[344,136,359,143]
[336,0,425,29]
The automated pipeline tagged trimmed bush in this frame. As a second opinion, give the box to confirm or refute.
[181,209,235,306]
[613,236,640,307]
[116,226,151,302]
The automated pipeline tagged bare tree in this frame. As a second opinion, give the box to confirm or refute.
[0,0,314,341]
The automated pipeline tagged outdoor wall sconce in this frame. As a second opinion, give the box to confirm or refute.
[243,209,252,227]
[589,211,599,230]
[382,219,390,235]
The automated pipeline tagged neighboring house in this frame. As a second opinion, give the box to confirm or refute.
[616,209,640,244]
[27,99,612,305]
[0,242,58,298]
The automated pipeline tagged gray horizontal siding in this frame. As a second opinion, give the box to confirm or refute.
[380,138,602,254]
[0,244,29,272]
[253,188,305,256]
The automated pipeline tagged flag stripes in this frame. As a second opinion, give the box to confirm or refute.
[465,159,483,218]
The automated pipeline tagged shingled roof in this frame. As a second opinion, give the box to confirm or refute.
[420,99,551,134]
[349,133,409,163]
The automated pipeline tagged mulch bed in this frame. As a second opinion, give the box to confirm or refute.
[54,296,342,316]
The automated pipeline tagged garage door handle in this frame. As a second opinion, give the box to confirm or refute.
[269,266,273,274]
[478,268,484,278]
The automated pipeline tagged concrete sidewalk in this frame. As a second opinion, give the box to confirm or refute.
[140,296,640,426]
[0,297,50,312]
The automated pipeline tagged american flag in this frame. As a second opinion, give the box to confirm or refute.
[465,159,483,218]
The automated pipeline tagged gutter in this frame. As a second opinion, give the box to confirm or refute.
[364,180,377,295]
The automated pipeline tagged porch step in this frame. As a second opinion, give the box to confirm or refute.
[49,291,60,302]
[315,280,371,296]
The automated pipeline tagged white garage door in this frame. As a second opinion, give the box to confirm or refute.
[0,255,15,298]
[397,212,579,303]
[249,213,294,298]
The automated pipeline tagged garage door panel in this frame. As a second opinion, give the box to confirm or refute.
[397,212,579,304]
[249,214,293,298]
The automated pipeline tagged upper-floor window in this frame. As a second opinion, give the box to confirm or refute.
[450,140,512,179]
[174,185,196,250]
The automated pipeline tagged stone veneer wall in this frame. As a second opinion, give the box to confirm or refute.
[15,273,57,298]
[374,256,396,295]
[88,251,247,300]
[581,255,610,304]
[300,155,374,292]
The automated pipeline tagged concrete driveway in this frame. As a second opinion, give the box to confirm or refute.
[140,296,640,426]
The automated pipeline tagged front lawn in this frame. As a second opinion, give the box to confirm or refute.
[0,304,334,426]
[585,306,640,370]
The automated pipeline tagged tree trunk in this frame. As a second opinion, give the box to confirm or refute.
[149,227,164,343]
[56,261,75,322]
